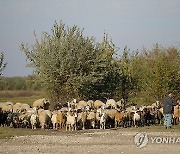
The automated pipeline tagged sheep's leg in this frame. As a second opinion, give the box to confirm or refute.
[66,124,68,131]
[103,122,106,129]
[74,123,77,131]
[115,121,117,128]
[82,122,85,130]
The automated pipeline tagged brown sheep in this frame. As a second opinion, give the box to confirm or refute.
[57,110,66,129]
[115,111,126,128]
[173,106,180,124]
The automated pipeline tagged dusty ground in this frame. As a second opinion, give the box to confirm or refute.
[0,129,180,154]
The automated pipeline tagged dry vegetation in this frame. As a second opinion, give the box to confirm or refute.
[0,90,44,106]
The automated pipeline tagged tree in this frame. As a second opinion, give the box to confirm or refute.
[20,21,119,102]
[138,44,180,102]
[0,52,7,76]
[116,47,140,102]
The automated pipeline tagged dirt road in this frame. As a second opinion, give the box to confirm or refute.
[0,129,180,154]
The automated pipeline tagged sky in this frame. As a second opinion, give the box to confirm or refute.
[0,0,180,77]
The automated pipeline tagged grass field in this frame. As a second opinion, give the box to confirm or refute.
[0,90,44,106]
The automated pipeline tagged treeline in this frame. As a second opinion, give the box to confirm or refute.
[19,21,180,105]
[0,76,42,91]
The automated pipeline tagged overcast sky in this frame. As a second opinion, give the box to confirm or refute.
[0,0,180,77]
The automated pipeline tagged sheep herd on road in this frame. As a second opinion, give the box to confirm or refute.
[0,98,180,131]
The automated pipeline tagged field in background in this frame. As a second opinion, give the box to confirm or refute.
[0,90,44,106]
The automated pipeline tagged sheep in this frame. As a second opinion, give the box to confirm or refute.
[13,102,22,113]
[115,111,126,128]
[159,107,163,115]
[1,103,13,112]
[151,101,161,108]
[68,99,77,110]
[38,110,51,129]
[173,106,180,124]
[105,99,117,109]
[93,100,105,109]
[51,112,57,130]
[0,103,4,109]
[116,99,125,109]
[4,102,13,106]
[77,100,87,109]
[103,109,117,120]
[100,113,107,129]
[87,111,96,129]
[30,113,38,129]
[103,109,117,128]
[57,110,66,129]
[133,111,141,127]
[66,111,77,131]
[26,107,37,114]
[21,103,30,111]
[77,111,87,130]
[13,103,30,113]
[18,112,31,128]
[33,98,50,110]
[60,107,68,112]
[0,110,8,127]
[87,100,94,109]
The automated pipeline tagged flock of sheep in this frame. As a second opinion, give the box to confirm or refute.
[0,98,180,131]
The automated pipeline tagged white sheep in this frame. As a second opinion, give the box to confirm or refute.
[105,99,117,109]
[77,100,87,109]
[51,112,57,130]
[133,111,141,127]
[33,98,50,110]
[38,110,51,129]
[1,103,13,112]
[66,111,76,131]
[30,113,38,129]
[100,113,107,129]
[93,100,105,109]
[13,102,22,113]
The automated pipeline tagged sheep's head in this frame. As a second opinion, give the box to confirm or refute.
[44,99,50,110]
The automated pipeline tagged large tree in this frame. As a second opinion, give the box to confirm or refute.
[21,21,119,102]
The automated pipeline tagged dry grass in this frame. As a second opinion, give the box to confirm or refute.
[0,90,44,105]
